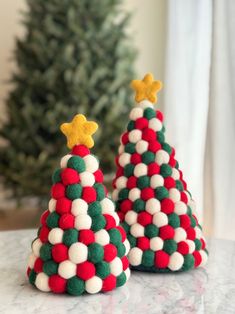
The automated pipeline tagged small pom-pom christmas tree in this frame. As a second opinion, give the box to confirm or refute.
[112,73,208,272]
[27,114,130,295]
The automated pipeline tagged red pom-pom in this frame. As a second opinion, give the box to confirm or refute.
[34,258,43,273]
[116,167,124,178]
[39,226,50,243]
[137,212,152,226]
[102,274,117,292]
[155,250,169,268]
[52,244,68,263]
[117,211,125,222]
[177,241,189,255]
[201,238,206,250]
[94,170,104,183]
[156,110,164,122]
[164,177,175,189]
[104,214,116,230]
[51,183,65,199]
[148,163,160,176]
[49,275,66,294]
[82,187,97,203]
[182,179,187,190]
[59,214,75,229]
[131,153,142,165]
[193,251,202,267]
[121,132,129,145]
[137,237,150,250]
[116,226,126,242]
[186,227,196,240]
[161,198,174,214]
[180,191,188,203]
[142,128,156,142]
[78,230,95,245]
[135,117,148,130]
[103,244,117,262]
[115,156,120,166]
[148,141,161,153]
[159,225,175,240]
[72,144,90,157]
[120,199,133,213]
[26,267,31,277]
[169,156,176,167]
[127,176,137,189]
[40,210,50,225]
[141,187,155,201]
[121,256,129,270]
[180,214,191,229]
[56,197,72,215]
[179,170,183,180]
[76,261,95,280]
[61,168,80,185]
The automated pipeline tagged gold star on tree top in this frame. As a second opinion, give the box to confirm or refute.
[60,114,98,149]
[131,73,162,104]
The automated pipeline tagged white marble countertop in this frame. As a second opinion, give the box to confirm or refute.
[0,229,234,314]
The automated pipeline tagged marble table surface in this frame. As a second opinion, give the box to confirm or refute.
[0,229,234,314]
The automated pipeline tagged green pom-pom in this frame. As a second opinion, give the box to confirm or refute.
[117,242,126,257]
[91,214,106,232]
[88,243,104,263]
[190,216,197,227]
[116,272,127,287]
[63,228,79,246]
[67,156,85,172]
[40,243,52,261]
[95,261,110,279]
[127,120,135,131]
[137,176,150,189]
[94,183,105,201]
[142,152,155,165]
[163,239,177,254]
[109,228,122,245]
[66,184,82,200]
[187,206,192,216]
[127,234,136,248]
[125,143,136,154]
[176,180,184,191]
[46,212,60,228]
[52,168,61,184]
[118,188,129,200]
[145,224,159,238]
[88,202,102,216]
[160,164,172,178]
[175,161,179,169]
[155,186,169,200]
[162,125,166,133]
[168,213,180,228]
[157,131,165,144]
[133,199,145,213]
[182,254,195,271]
[121,221,130,233]
[162,143,172,155]
[144,107,156,120]
[194,239,202,250]
[43,260,58,276]
[67,276,85,296]
[124,164,134,177]
[29,270,36,285]
[142,250,154,267]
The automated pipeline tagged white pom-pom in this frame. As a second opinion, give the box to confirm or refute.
[48,228,64,244]
[174,201,187,215]
[75,214,92,230]
[199,250,208,267]
[153,212,168,227]
[48,198,56,212]
[58,260,76,279]
[95,230,110,246]
[169,188,181,202]
[85,276,102,294]
[134,163,148,177]
[125,211,137,225]
[130,223,145,237]
[195,226,202,239]
[71,199,88,216]
[115,176,127,189]
[146,198,160,214]
[125,268,131,281]
[118,144,124,154]
[112,189,119,201]
[101,198,115,213]
[149,118,162,131]
[155,150,169,165]
[138,100,154,109]
[128,130,142,143]
[171,168,180,180]
[129,107,143,120]
[28,253,36,269]
[60,154,72,168]
[174,227,187,243]
[35,273,50,292]
[83,155,99,173]
[69,242,88,264]
[129,188,141,201]
[128,247,143,266]
[136,140,149,154]
[124,239,130,254]
[32,238,42,257]
[110,257,123,276]
[186,240,196,253]
[168,252,184,271]
[119,153,131,167]
[79,172,95,187]
[150,237,164,251]
[150,174,164,188]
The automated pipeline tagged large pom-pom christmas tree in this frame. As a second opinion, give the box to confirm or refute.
[27,114,130,295]
[112,73,208,272]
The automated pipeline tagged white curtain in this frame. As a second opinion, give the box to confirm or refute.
[164,0,235,240]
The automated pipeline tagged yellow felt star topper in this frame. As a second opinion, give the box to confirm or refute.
[131,73,162,104]
[60,114,98,149]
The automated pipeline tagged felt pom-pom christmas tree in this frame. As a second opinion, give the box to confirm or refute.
[112,73,208,272]
[27,114,130,295]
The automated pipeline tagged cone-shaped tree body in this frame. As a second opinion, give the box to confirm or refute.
[112,74,208,272]
[27,114,130,295]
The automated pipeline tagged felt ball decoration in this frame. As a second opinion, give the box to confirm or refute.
[153,212,168,227]
[174,227,187,243]
[174,201,187,215]
[35,273,50,292]
[150,174,164,188]
[100,198,115,213]
[78,229,95,245]
[48,198,56,212]
[136,140,149,154]
[149,118,162,131]
[130,223,145,237]
[75,214,92,230]
[67,156,86,172]
[145,198,161,214]
[52,244,68,263]
[102,275,117,292]
[72,144,90,157]
[55,197,72,215]
[76,261,96,280]
[125,211,138,225]
[154,250,169,268]
[67,277,85,296]
[68,243,88,264]
[134,163,148,177]
[58,260,77,279]
[155,150,170,165]
[119,153,131,167]
[83,155,99,173]
[129,107,143,120]
[103,244,117,262]
[128,130,142,143]
[32,238,42,257]
[168,252,184,271]
[48,228,64,244]
[28,254,37,269]
[115,176,127,189]
[60,154,72,169]
[95,230,110,246]
[169,188,181,202]
[66,184,82,200]
[139,100,154,110]
[61,168,80,185]
[79,172,95,187]
[85,276,102,294]
[110,257,123,276]
[43,260,58,276]
[150,237,164,251]
[71,198,88,216]
[49,275,66,294]
[128,247,143,266]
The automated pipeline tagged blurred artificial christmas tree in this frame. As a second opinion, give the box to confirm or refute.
[0,0,136,205]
